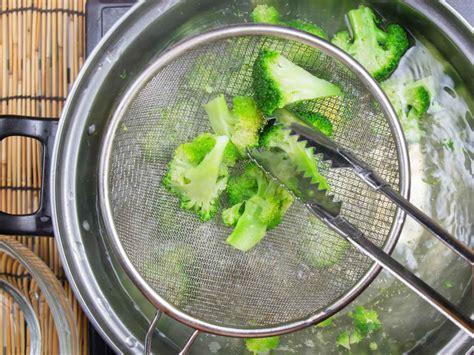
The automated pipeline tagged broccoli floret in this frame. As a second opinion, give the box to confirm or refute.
[331,6,409,81]
[251,4,280,24]
[260,112,331,190]
[223,164,294,252]
[253,49,342,115]
[204,95,265,152]
[245,336,280,354]
[403,83,431,119]
[274,108,334,136]
[251,5,328,39]
[349,306,382,336]
[381,77,432,143]
[163,133,239,221]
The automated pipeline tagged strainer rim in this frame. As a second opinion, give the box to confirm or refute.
[98,24,409,337]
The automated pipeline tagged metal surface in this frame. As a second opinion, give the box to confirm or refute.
[289,122,474,264]
[249,142,473,335]
[0,280,41,355]
[50,0,474,353]
[98,25,408,337]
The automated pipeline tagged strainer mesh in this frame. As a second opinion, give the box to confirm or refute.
[107,35,400,329]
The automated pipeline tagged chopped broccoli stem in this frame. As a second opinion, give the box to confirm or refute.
[204,95,264,152]
[223,164,294,252]
[203,94,236,137]
[331,6,409,81]
[245,336,280,354]
[163,133,238,221]
[251,5,328,39]
[253,49,341,115]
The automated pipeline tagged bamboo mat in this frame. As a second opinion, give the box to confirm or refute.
[0,0,88,353]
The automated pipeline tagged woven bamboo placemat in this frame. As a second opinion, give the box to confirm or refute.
[1,0,88,353]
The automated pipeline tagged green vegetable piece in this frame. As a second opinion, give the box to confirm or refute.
[316,317,334,328]
[336,330,351,350]
[444,281,454,289]
[260,112,331,191]
[349,329,363,344]
[349,306,382,336]
[162,133,239,221]
[275,108,334,137]
[204,95,265,152]
[442,139,454,152]
[251,5,328,39]
[221,202,244,226]
[245,336,280,354]
[404,84,430,119]
[381,77,432,143]
[369,341,378,350]
[251,4,280,24]
[332,6,409,81]
[223,163,294,252]
[253,49,341,115]
[382,78,432,120]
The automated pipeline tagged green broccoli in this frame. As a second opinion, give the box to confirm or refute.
[274,108,334,137]
[335,306,382,350]
[203,95,265,152]
[163,133,239,221]
[251,4,280,24]
[260,109,332,190]
[349,306,382,336]
[381,77,432,142]
[223,163,294,252]
[245,336,280,354]
[251,5,328,39]
[253,49,342,115]
[331,6,409,81]
[382,78,432,119]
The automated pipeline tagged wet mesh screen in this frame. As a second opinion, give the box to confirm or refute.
[105,35,402,329]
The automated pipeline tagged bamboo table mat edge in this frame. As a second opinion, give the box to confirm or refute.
[1,1,88,353]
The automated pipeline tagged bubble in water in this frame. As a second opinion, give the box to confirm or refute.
[82,220,90,231]
[88,124,96,135]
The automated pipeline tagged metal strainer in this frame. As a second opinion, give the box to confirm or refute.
[97,25,471,353]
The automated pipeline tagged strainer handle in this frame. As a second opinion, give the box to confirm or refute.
[328,215,474,336]
[144,310,200,355]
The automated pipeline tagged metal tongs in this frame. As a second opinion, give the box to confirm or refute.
[248,122,474,336]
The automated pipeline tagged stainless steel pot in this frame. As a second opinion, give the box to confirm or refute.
[1,0,471,353]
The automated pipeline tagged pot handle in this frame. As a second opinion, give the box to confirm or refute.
[0,115,58,236]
